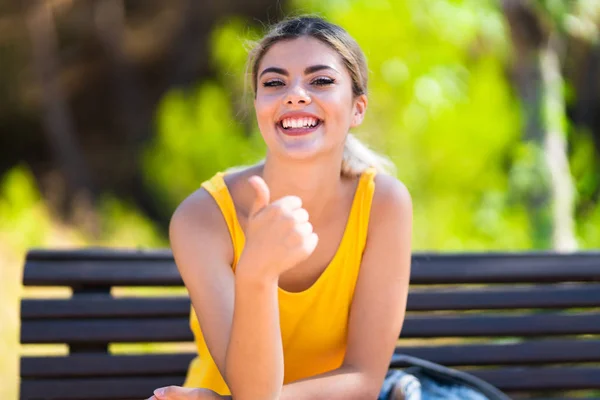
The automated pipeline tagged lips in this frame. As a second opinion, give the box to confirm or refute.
[276,112,323,136]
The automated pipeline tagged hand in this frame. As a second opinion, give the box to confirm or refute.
[146,386,230,400]
[239,175,319,280]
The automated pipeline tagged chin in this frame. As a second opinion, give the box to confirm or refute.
[274,132,328,160]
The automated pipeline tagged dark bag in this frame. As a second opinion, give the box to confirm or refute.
[378,354,512,400]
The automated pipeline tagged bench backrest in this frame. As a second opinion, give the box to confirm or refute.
[20,249,600,399]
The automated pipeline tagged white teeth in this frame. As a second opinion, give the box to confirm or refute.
[281,117,319,129]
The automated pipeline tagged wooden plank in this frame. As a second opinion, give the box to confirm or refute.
[410,253,600,284]
[396,339,600,366]
[27,248,174,261]
[21,354,195,378]
[511,396,583,400]
[21,297,191,319]
[389,360,600,391]
[469,367,600,391]
[21,318,193,343]
[20,367,600,398]
[21,312,600,344]
[513,398,582,400]
[22,259,182,287]
[20,376,184,400]
[407,283,600,310]
[23,250,600,287]
[21,283,600,320]
[21,339,600,379]
[401,312,600,338]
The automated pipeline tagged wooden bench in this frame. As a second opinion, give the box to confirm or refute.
[19,249,600,399]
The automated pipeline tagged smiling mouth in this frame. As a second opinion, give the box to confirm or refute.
[277,117,323,136]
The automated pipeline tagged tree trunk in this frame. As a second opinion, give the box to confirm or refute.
[541,35,578,251]
[502,0,578,251]
[25,0,99,235]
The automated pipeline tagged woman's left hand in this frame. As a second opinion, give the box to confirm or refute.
[146,386,230,400]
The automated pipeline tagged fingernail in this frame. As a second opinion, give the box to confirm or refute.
[154,388,165,397]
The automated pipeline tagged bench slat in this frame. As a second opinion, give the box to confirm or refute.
[26,248,174,261]
[20,339,600,379]
[19,367,600,399]
[21,297,191,319]
[21,354,195,378]
[23,260,182,287]
[406,283,600,311]
[21,312,600,344]
[403,312,600,338]
[21,318,192,343]
[471,367,600,391]
[23,250,600,287]
[396,339,600,366]
[20,377,182,400]
[21,283,600,320]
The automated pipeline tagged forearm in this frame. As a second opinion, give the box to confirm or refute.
[279,365,378,400]
[224,262,284,400]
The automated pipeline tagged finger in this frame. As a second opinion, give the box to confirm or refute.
[156,386,200,400]
[295,221,313,236]
[303,232,319,254]
[153,386,177,399]
[292,208,309,223]
[248,175,270,217]
[271,195,302,212]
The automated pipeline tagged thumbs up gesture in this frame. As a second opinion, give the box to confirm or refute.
[239,175,319,280]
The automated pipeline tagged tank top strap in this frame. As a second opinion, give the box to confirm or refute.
[353,167,377,247]
[201,172,245,266]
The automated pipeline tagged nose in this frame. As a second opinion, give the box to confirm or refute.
[284,80,311,105]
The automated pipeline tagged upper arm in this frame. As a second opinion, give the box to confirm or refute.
[169,189,236,376]
[343,175,413,393]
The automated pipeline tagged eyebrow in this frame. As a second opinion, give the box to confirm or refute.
[259,64,337,78]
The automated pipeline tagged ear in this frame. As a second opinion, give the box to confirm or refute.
[350,94,368,128]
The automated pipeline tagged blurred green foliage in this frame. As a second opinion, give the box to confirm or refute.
[2,0,599,255]
[143,0,549,250]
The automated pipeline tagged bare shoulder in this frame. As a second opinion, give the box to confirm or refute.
[169,184,233,269]
[171,166,259,232]
[170,186,223,239]
[169,166,262,266]
[369,173,413,231]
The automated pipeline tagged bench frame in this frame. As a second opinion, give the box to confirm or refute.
[19,249,600,399]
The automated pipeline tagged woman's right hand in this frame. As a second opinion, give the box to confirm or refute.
[238,175,319,281]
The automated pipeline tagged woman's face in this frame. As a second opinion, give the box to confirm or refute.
[254,36,367,161]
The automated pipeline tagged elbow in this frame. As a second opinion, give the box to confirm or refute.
[228,385,281,400]
[356,383,381,400]
[225,371,282,400]
[343,366,383,400]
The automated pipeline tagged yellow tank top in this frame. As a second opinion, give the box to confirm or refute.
[184,168,376,394]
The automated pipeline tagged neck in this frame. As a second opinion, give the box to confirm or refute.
[261,152,345,221]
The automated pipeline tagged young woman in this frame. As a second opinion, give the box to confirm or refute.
[148,15,413,400]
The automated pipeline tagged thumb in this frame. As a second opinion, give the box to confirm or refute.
[154,386,195,399]
[248,175,270,217]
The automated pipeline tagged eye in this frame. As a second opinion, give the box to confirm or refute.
[312,77,335,86]
[263,79,284,87]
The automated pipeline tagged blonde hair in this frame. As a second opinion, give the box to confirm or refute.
[342,133,395,176]
[247,16,395,177]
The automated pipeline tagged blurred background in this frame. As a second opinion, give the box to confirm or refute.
[1,0,600,398]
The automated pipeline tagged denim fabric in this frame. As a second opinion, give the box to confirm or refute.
[378,370,421,400]
[378,370,490,400]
